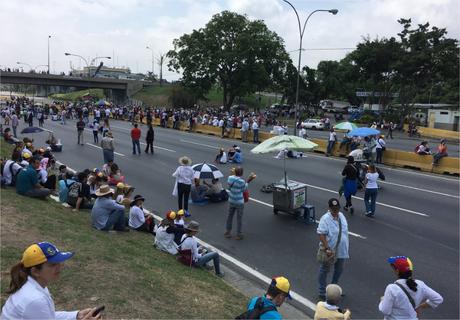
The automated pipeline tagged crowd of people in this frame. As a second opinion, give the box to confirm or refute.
[0,96,449,319]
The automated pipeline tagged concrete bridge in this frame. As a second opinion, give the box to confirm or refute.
[0,71,149,102]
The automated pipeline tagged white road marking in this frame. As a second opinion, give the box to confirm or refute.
[51,160,318,313]
[180,139,220,149]
[379,180,459,199]
[85,143,125,156]
[144,209,318,313]
[248,196,367,239]
[139,142,176,152]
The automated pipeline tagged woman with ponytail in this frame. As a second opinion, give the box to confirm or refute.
[1,242,101,319]
[379,256,443,319]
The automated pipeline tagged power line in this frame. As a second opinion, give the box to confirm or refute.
[305,47,355,50]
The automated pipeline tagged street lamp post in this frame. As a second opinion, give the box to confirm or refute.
[282,0,338,135]
[146,46,154,78]
[65,52,90,76]
[48,35,51,74]
[90,56,111,66]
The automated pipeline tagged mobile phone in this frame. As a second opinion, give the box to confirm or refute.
[92,305,105,317]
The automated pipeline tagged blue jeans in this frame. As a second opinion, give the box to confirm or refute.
[318,258,345,296]
[327,141,336,155]
[132,139,141,154]
[253,129,259,143]
[364,188,378,214]
[195,251,222,275]
[103,149,114,164]
[101,209,126,231]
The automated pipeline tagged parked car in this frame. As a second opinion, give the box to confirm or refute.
[347,106,362,113]
[301,119,324,130]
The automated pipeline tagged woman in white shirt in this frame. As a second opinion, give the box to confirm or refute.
[363,164,379,217]
[172,156,194,211]
[1,242,100,320]
[379,256,443,320]
[128,195,154,233]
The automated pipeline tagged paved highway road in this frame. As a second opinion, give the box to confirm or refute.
[21,118,459,319]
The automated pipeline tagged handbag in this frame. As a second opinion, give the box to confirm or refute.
[177,236,193,267]
[317,216,342,265]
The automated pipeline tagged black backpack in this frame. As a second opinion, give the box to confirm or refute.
[235,297,277,319]
[67,181,82,206]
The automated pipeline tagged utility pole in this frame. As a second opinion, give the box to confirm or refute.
[47,35,51,74]
[157,53,165,86]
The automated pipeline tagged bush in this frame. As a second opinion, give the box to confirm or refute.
[168,86,197,108]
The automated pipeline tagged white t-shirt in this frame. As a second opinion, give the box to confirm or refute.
[1,276,78,320]
[180,234,201,262]
[92,122,99,131]
[252,122,259,130]
[329,132,337,141]
[2,160,22,185]
[172,166,194,185]
[129,205,145,228]
[366,172,379,189]
[218,152,228,164]
[376,138,386,149]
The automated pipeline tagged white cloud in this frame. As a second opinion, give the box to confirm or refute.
[0,0,458,80]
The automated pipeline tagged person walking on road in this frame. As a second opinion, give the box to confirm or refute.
[364,164,379,217]
[130,123,141,155]
[317,198,349,301]
[239,276,291,319]
[101,131,115,164]
[225,167,256,240]
[145,124,154,154]
[252,119,259,143]
[11,112,19,138]
[241,118,249,142]
[326,128,337,157]
[379,256,443,319]
[76,118,85,145]
[341,156,358,215]
[376,135,386,164]
[172,156,194,211]
[92,120,99,144]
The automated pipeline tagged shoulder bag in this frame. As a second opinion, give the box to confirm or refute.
[317,216,342,265]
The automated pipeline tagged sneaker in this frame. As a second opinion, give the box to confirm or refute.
[235,234,244,240]
[224,231,232,238]
[365,212,373,217]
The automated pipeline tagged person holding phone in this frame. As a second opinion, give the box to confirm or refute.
[1,242,102,319]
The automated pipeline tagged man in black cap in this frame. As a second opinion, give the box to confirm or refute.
[316,198,349,301]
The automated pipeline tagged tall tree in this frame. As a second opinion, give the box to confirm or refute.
[167,11,291,109]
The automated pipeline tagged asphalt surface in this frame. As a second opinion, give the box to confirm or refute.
[20,118,459,319]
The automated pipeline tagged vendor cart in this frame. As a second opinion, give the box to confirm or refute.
[272,180,315,224]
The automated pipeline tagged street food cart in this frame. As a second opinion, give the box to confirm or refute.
[272,180,315,224]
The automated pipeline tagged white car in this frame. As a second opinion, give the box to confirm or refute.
[301,119,324,130]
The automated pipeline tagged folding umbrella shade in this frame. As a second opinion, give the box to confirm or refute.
[21,127,44,134]
[333,121,358,131]
[192,163,224,180]
[347,127,380,137]
[251,135,318,186]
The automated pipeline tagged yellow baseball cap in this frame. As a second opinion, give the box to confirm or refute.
[22,152,32,159]
[166,210,176,220]
[270,276,291,298]
[177,209,185,216]
[22,242,74,268]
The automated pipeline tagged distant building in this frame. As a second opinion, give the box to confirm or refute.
[407,104,459,131]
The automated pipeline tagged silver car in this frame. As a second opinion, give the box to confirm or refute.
[301,119,324,130]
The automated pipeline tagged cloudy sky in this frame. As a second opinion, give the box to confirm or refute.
[1,0,458,80]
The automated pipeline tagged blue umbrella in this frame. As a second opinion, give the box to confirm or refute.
[21,127,44,134]
[347,127,380,137]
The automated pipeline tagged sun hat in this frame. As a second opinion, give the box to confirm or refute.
[270,276,291,299]
[21,242,74,268]
[95,185,114,197]
[185,220,200,232]
[130,194,145,206]
[388,256,414,273]
[328,198,340,208]
[166,210,176,220]
[106,131,113,138]
[179,156,192,166]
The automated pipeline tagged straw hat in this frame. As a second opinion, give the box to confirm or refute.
[95,185,114,197]
[179,156,192,166]
[106,131,113,138]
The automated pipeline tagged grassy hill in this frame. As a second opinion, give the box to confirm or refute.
[0,143,246,318]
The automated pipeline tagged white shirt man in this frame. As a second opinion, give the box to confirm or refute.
[2,160,22,185]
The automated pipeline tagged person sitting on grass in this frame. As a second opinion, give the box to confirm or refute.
[129,195,154,233]
[154,211,180,255]
[58,171,75,203]
[67,172,94,212]
[16,155,51,199]
[179,221,224,277]
[1,241,101,319]
[91,185,129,232]
[107,163,125,186]
[314,284,351,320]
